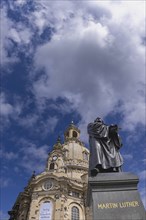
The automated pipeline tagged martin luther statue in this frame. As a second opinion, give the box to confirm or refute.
[87,117,123,176]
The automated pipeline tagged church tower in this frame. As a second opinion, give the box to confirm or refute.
[8,122,90,220]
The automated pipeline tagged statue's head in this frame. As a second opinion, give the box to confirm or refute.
[94,117,103,123]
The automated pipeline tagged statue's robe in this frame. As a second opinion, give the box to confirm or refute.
[88,121,123,170]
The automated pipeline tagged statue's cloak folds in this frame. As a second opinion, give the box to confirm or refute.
[88,121,123,170]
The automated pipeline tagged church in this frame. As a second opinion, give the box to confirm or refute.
[8,122,91,220]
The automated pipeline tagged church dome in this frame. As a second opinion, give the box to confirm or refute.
[8,122,90,220]
[63,121,89,164]
[46,122,89,175]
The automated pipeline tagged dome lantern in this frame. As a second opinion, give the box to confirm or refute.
[64,121,80,141]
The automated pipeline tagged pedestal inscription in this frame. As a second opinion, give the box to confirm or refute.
[87,172,146,220]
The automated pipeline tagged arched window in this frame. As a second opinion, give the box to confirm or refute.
[66,131,69,137]
[73,131,77,138]
[39,201,53,220]
[71,206,79,220]
[50,162,55,170]
[83,152,88,160]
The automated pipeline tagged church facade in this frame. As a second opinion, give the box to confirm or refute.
[8,122,91,220]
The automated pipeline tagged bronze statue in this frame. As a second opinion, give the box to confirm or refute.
[87,117,123,176]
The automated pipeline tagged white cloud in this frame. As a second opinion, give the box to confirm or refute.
[0,91,58,137]
[0,4,33,66]
[122,154,133,160]
[18,114,39,128]
[0,210,9,220]
[18,140,49,173]
[14,0,26,6]
[31,9,49,35]
[31,1,145,140]
[47,101,76,115]
[142,159,146,165]
[0,177,10,188]
[18,114,58,137]
[22,144,48,160]
[45,116,58,133]
[10,27,32,44]
[1,1,145,140]
[0,97,13,116]
[0,6,19,65]
[0,149,18,160]
[0,93,21,116]
[0,93,21,117]
[138,170,146,181]
[0,93,22,133]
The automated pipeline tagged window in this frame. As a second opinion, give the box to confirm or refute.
[68,191,79,198]
[83,152,88,160]
[64,167,67,173]
[50,162,54,170]
[72,191,80,198]
[71,206,79,220]
[39,201,53,220]
[73,131,77,138]
[66,131,69,137]
[43,180,53,190]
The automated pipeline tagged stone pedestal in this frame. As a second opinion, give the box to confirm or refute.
[87,172,146,220]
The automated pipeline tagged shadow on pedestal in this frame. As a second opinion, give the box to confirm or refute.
[87,172,146,220]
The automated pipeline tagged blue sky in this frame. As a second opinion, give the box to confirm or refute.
[0,0,145,219]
